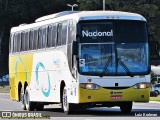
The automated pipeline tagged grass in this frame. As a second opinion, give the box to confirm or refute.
[150,97,160,102]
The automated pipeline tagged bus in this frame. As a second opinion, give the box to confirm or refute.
[9,11,151,114]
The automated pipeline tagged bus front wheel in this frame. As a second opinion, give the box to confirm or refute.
[24,86,35,111]
[120,102,132,113]
[62,86,74,114]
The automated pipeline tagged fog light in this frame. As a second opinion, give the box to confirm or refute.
[88,96,91,99]
[141,95,144,98]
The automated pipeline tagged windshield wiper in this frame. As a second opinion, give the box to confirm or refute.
[118,58,134,77]
[100,56,112,77]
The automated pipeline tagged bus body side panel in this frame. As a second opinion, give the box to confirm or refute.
[9,54,34,101]
[28,50,77,103]
[9,50,78,103]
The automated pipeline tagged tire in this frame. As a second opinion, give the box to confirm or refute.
[20,88,26,110]
[62,86,74,114]
[24,86,35,111]
[120,102,132,113]
[154,91,159,97]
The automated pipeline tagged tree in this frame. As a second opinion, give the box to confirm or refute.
[0,0,9,56]
[0,0,77,77]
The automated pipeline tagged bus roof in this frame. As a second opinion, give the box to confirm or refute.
[11,11,146,33]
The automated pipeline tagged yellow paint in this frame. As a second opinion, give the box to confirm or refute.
[78,86,150,103]
[9,54,33,101]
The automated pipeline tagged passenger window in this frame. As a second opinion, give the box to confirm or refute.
[38,28,43,49]
[21,32,25,51]
[47,24,57,48]
[17,33,21,52]
[25,31,29,51]
[9,34,14,54]
[42,27,47,49]
[33,29,38,50]
[68,20,76,44]
[62,22,67,45]
[13,33,18,53]
[38,27,46,49]
[57,23,62,46]
[29,30,34,50]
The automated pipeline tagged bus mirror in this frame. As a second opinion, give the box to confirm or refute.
[76,34,80,39]
[73,41,78,55]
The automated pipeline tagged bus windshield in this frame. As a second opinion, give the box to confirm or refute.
[78,20,149,76]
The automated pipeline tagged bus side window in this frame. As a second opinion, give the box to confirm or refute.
[52,24,57,47]
[62,21,67,45]
[42,26,47,49]
[67,20,76,70]
[10,34,14,54]
[57,23,62,46]
[67,21,72,70]
[38,27,43,49]
[47,24,57,48]
[13,33,18,53]
[25,31,29,51]
[67,20,76,44]
[17,32,21,52]
[68,21,74,44]
[21,32,25,52]
[29,30,34,50]
[33,29,38,50]
[47,25,52,48]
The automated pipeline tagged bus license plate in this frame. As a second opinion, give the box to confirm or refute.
[110,95,122,100]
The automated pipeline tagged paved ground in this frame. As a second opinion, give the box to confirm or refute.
[0,94,160,119]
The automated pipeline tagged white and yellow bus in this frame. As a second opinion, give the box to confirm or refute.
[9,11,151,113]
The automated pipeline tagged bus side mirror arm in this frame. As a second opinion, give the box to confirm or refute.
[72,41,78,55]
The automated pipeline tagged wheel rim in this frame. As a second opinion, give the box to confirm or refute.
[63,88,68,111]
[25,91,29,106]
[20,92,23,103]
[155,91,159,96]
[155,91,158,94]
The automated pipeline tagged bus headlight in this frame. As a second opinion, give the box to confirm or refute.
[80,83,100,90]
[134,83,151,89]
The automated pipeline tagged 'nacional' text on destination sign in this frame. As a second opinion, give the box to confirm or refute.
[82,30,113,37]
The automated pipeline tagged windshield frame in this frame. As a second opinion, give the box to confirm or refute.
[77,20,150,76]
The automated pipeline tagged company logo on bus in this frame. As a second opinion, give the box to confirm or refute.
[110,91,122,95]
[82,30,113,37]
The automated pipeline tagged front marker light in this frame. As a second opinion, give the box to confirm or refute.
[80,83,100,90]
[134,83,151,89]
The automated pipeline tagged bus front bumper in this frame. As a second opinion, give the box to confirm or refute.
[78,86,150,103]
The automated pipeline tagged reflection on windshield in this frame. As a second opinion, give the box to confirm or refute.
[116,43,148,74]
[79,43,148,76]
[79,43,115,74]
